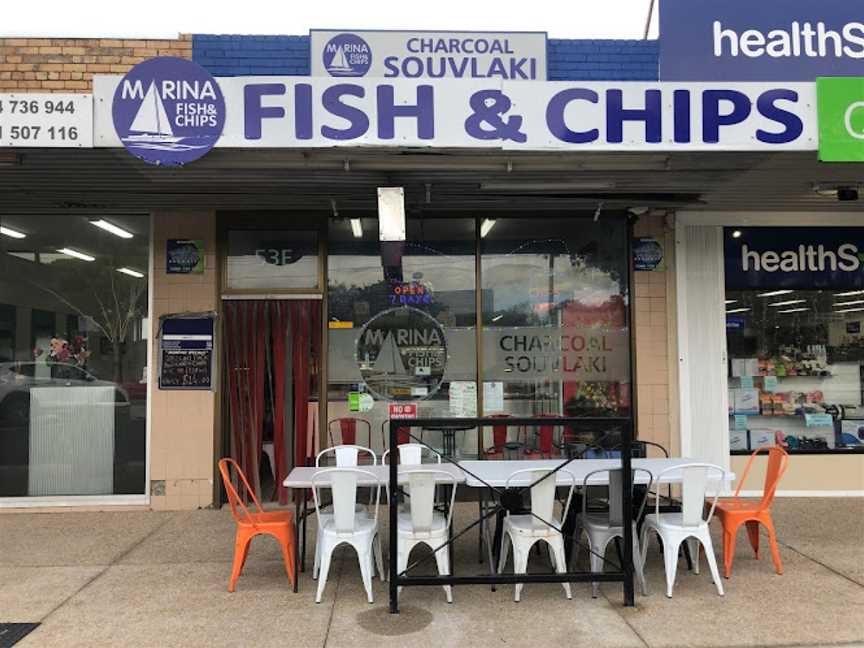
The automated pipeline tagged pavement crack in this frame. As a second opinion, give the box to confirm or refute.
[321,554,344,648]
[32,513,175,625]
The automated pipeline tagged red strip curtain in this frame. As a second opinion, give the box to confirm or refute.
[225,300,319,504]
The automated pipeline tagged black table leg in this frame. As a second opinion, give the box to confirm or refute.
[301,493,307,572]
[293,492,301,592]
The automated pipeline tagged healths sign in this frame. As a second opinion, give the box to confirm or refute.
[660,0,864,81]
[725,227,864,290]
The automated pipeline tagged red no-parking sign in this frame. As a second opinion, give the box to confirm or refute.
[389,403,417,419]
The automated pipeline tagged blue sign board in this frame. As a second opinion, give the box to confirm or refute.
[112,57,225,166]
[724,227,864,290]
[659,0,864,81]
[633,237,664,271]
[159,316,214,390]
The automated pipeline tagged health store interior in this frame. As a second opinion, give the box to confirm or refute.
[726,286,864,454]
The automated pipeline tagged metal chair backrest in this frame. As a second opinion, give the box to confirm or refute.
[218,457,264,524]
[733,446,789,511]
[381,420,412,447]
[381,443,442,465]
[316,444,376,467]
[505,468,576,532]
[328,417,371,447]
[403,469,458,535]
[582,467,654,527]
[654,462,726,527]
[311,467,380,535]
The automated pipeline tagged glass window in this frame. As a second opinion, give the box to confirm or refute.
[327,217,477,456]
[480,217,631,433]
[0,304,15,363]
[225,229,319,291]
[725,227,864,454]
[0,214,150,497]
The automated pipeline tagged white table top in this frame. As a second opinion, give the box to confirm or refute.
[457,458,734,488]
[284,458,734,489]
[283,463,465,488]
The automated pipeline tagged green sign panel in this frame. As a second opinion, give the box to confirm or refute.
[817,77,864,162]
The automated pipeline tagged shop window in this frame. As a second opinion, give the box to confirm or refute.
[480,217,631,441]
[225,229,319,291]
[327,217,477,456]
[0,304,15,363]
[725,227,864,454]
[0,214,150,498]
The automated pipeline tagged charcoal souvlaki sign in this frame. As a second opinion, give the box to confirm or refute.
[483,327,629,381]
[725,227,864,289]
[310,29,547,80]
[355,307,447,401]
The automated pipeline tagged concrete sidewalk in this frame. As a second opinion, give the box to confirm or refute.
[1,498,862,648]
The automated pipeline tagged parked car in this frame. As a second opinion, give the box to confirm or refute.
[0,361,130,425]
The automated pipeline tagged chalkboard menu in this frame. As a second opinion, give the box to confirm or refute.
[159,316,215,390]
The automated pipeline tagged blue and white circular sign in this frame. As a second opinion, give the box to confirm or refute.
[323,33,372,77]
[112,57,225,166]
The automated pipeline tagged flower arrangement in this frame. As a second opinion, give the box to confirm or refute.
[33,336,90,368]
[565,381,620,416]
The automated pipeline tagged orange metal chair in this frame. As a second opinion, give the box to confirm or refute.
[714,446,788,579]
[218,457,296,592]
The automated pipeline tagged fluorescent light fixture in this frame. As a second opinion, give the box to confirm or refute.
[377,187,406,242]
[724,299,737,304]
[756,290,794,297]
[0,226,26,239]
[836,306,864,314]
[480,219,497,238]
[89,219,133,239]
[57,248,95,262]
[7,251,35,262]
[731,230,742,238]
[769,299,806,307]
[117,267,144,278]
[834,299,864,308]
[491,314,503,322]
[349,218,363,238]
[778,307,809,314]
[726,308,751,314]
[478,181,616,192]
[835,290,864,297]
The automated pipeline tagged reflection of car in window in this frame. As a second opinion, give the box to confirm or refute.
[0,362,130,426]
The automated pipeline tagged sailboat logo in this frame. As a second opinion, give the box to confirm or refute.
[123,82,184,148]
[323,33,372,77]
[112,56,225,166]
[355,306,447,402]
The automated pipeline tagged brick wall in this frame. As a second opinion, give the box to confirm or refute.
[193,35,309,76]
[547,39,658,81]
[633,212,678,454]
[0,36,192,93]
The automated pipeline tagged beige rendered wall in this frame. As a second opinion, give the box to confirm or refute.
[731,454,864,495]
[149,211,220,510]
[633,212,679,456]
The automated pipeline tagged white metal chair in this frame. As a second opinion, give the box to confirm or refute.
[313,445,376,580]
[315,444,377,467]
[497,468,577,602]
[381,443,442,465]
[574,467,653,598]
[311,467,385,604]
[395,469,458,603]
[640,462,726,598]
